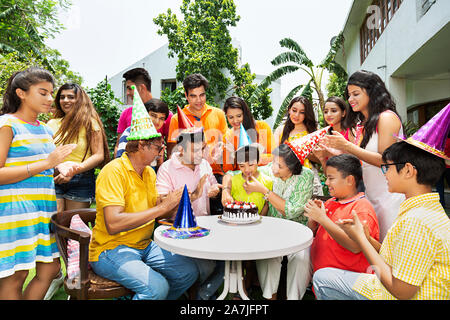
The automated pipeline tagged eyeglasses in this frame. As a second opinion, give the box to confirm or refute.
[380,162,406,174]
[150,143,165,153]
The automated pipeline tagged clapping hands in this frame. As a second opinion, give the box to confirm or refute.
[304,199,328,224]
[335,210,368,243]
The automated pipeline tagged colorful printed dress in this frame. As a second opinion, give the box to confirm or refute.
[259,163,314,225]
[0,114,59,279]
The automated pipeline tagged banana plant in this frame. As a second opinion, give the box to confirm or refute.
[254,32,347,129]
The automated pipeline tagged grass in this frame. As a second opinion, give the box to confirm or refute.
[23,257,69,300]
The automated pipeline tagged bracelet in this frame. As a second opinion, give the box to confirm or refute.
[263,190,271,200]
[26,164,31,177]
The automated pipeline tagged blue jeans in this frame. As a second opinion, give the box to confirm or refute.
[90,242,198,300]
[312,267,368,300]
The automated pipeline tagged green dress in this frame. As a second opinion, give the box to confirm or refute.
[259,163,313,225]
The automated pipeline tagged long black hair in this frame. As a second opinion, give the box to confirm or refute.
[345,70,400,149]
[324,96,350,131]
[223,96,257,142]
[1,67,54,115]
[280,96,317,144]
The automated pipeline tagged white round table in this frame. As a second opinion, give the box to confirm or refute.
[154,215,313,300]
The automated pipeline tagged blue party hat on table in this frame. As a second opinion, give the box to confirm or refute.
[161,185,210,239]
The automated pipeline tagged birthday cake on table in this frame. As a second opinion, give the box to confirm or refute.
[222,201,259,223]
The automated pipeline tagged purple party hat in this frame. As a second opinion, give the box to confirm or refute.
[396,103,449,162]
[161,185,209,239]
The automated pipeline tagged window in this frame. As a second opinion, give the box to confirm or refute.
[360,0,403,64]
[161,79,177,93]
[122,80,132,105]
[407,100,449,127]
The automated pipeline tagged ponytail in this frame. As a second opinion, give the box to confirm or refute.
[1,67,54,115]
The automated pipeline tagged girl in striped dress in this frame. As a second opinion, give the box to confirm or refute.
[0,68,78,299]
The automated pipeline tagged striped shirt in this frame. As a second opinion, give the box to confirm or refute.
[352,193,450,300]
[0,114,59,278]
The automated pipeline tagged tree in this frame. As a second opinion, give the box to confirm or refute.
[86,79,121,156]
[0,50,82,107]
[258,32,347,129]
[154,0,272,120]
[0,0,70,71]
[0,0,81,86]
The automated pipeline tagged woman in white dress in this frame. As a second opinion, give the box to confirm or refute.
[323,70,405,241]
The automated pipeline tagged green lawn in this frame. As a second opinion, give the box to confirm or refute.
[23,257,68,300]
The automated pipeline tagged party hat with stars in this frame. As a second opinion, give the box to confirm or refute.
[161,185,210,239]
[127,85,161,141]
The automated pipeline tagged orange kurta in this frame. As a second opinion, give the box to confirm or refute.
[168,104,227,175]
[222,120,274,173]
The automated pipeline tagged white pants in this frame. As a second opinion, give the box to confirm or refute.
[256,248,312,300]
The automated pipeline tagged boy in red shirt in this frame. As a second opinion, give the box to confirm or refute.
[304,154,379,274]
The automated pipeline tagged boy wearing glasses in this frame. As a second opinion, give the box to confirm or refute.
[313,141,449,300]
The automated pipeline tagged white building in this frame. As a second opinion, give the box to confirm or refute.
[335,0,450,126]
[108,41,281,127]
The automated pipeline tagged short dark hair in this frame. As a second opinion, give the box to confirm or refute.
[123,68,151,92]
[272,143,303,175]
[144,98,169,119]
[176,130,205,150]
[183,73,209,94]
[382,141,445,186]
[236,145,260,164]
[326,154,362,186]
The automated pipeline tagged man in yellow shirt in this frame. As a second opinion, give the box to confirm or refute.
[89,86,198,300]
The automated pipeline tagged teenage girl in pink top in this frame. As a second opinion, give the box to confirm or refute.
[313,96,354,169]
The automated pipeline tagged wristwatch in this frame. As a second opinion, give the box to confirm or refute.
[263,190,271,200]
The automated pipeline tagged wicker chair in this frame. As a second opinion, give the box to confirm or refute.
[50,208,133,300]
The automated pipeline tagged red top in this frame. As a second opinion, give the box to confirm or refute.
[310,192,380,273]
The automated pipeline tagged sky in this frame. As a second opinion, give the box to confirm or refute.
[45,0,354,97]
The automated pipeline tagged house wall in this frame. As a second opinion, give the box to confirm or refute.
[339,0,450,121]
[109,43,178,110]
[107,43,282,127]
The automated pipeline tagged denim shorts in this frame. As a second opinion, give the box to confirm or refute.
[55,169,96,203]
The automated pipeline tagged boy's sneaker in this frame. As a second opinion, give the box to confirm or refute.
[44,271,64,300]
